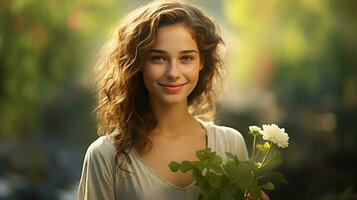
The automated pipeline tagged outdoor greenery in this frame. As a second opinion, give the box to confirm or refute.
[0,0,356,199]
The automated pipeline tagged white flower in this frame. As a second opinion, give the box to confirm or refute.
[249,126,262,135]
[249,126,262,133]
[260,124,289,148]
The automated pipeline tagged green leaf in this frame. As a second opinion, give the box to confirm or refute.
[224,161,240,183]
[256,151,282,174]
[270,151,282,165]
[193,169,204,185]
[249,187,262,200]
[237,171,254,188]
[169,161,180,172]
[238,161,254,171]
[207,173,221,189]
[208,154,223,166]
[196,148,213,161]
[211,165,224,174]
[180,161,193,172]
[192,161,206,171]
[258,172,289,184]
[219,190,235,200]
[204,148,212,155]
[225,152,239,162]
[260,182,275,190]
[196,149,206,160]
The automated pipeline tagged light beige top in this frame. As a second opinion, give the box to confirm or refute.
[78,119,249,200]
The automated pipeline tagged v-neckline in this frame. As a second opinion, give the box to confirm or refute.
[132,119,210,191]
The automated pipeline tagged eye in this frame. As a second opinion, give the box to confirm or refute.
[150,55,166,63]
[180,55,194,63]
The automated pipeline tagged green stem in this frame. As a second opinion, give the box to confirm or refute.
[261,142,272,166]
[260,158,272,169]
[251,135,257,159]
[257,175,264,180]
[253,149,260,161]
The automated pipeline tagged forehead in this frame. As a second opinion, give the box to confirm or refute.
[149,23,198,52]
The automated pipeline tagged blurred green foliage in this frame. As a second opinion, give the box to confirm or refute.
[0,0,356,199]
[221,0,357,199]
[0,0,133,139]
[0,0,134,198]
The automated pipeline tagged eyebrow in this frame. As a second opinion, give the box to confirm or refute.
[147,49,198,54]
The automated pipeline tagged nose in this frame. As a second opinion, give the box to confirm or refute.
[165,60,180,81]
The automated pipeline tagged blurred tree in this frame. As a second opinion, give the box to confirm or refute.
[0,0,133,197]
[0,0,356,199]
[0,0,132,140]
[222,0,357,199]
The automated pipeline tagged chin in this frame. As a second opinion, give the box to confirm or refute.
[156,96,188,105]
[161,98,187,105]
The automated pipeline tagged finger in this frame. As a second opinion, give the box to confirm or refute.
[244,192,252,200]
[261,191,270,200]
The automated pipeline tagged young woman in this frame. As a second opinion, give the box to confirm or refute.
[78,0,269,199]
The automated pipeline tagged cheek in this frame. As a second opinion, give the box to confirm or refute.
[188,61,202,78]
[143,65,162,80]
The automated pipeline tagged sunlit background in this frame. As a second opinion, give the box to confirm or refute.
[0,0,356,199]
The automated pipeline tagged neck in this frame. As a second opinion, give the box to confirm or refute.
[149,99,197,137]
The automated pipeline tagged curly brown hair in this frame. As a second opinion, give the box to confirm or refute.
[93,0,226,173]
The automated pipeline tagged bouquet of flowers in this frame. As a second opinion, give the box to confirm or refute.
[169,124,289,200]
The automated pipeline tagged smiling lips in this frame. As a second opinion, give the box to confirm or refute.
[159,83,187,93]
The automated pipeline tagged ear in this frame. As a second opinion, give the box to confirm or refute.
[199,59,204,71]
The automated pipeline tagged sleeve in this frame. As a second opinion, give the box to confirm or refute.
[226,127,250,161]
[78,138,116,200]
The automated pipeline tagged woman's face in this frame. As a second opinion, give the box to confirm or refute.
[142,23,202,106]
